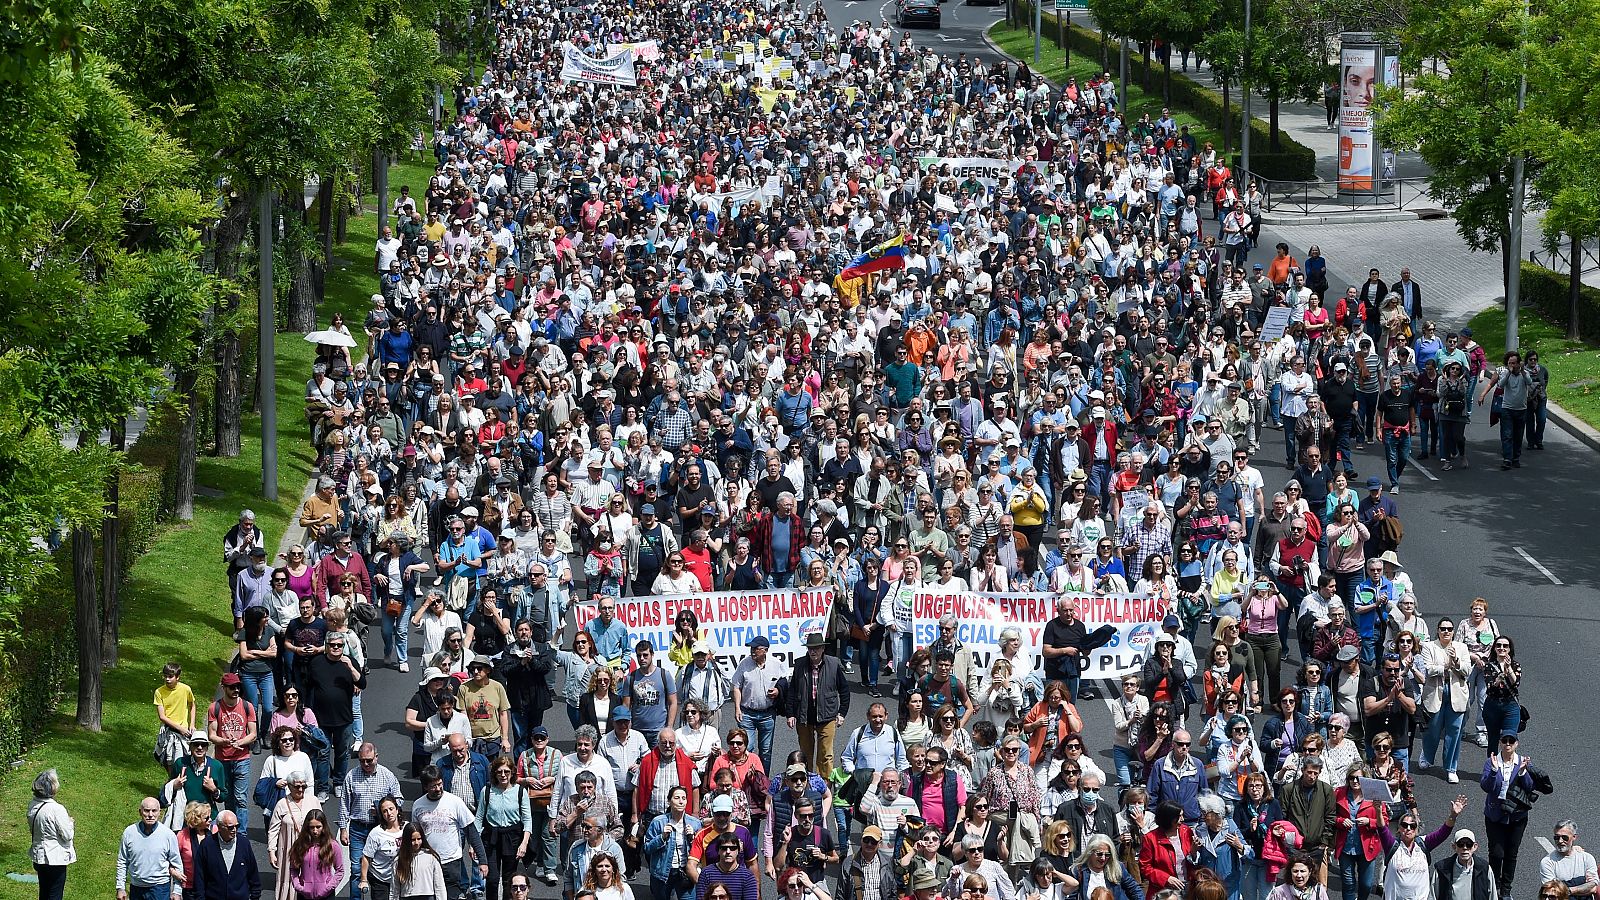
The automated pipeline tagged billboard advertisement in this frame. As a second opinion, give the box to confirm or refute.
[1338,44,1379,191]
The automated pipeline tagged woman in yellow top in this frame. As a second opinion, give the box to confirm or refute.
[666,609,705,674]
[1008,468,1049,569]
[1210,549,1249,620]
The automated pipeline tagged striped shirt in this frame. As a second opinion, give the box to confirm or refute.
[340,763,404,831]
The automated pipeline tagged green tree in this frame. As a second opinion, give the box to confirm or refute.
[1372,0,1534,296]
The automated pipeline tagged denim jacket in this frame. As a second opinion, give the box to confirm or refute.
[643,813,703,881]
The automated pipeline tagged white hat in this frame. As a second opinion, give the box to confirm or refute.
[459,505,479,517]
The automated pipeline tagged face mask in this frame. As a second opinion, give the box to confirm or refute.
[1128,804,1145,817]
[1080,790,1100,805]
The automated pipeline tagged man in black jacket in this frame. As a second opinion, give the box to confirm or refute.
[1319,361,1361,478]
[1434,830,1495,900]
[786,632,850,776]
[1056,770,1119,841]
[192,811,261,900]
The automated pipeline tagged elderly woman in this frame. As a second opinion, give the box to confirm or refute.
[29,769,74,900]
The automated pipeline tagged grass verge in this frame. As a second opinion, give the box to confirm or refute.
[989,21,1226,153]
[1467,304,1600,430]
[0,164,406,889]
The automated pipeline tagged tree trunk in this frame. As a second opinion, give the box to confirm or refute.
[1141,42,1151,90]
[174,366,201,521]
[1569,231,1583,340]
[1100,31,1109,69]
[99,418,125,668]
[315,177,334,302]
[1269,89,1281,151]
[287,188,322,333]
[376,148,390,237]
[209,193,251,461]
[213,285,242,459]
[1161,43,1172,103]
[73,521,103,731]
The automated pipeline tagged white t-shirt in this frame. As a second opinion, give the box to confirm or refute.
[375,236,403,271]
[412,792,474,863]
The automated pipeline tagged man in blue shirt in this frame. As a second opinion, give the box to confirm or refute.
[1350,556,1398,666]
[584,599,631,668]
[620,642,678,749]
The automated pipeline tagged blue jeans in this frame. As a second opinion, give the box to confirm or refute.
[1357,391,1379,443]
[835,805,853,857]
[1113,745,1136,788]
[1087,460,1113,507]
[224,757,252,830]
[1481,698,1522,750]
[1418,417,1438,456]
[381,596,413,662]
[767,570,795,589]
[129,883,172,900]
[1340,851,1376,900]
[351,693,363,745]
[740,709,778,774]
[1282,415,1300,465]
[326,722,353,785]
[239,670,275,745]
[892,630,914,675]
[1527,399,1547,445]
[1389,747,1410,775]
[1383,431,1411,485]
[1241,858,1270,900]
[1333,418,1357,474]
[1422,702,1465,774]
[856,633,881,687]
[1499,408,1527,463]
[652,876,695,900]
[348,821,371,900]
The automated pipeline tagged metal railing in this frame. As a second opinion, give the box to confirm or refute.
[1529,238,1600,280]
[1247,174,1437,215]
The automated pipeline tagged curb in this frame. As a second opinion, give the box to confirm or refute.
[981,26,1060,89]
[1546,399,1600,455]
[1261,211,1421,226]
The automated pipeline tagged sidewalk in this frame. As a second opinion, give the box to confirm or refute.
[1052,13,1432,184]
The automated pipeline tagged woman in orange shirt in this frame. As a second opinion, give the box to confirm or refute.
[1266,242,1299,286]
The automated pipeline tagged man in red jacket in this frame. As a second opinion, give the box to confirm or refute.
[633,729,698,827]
[1082,406,1120,508]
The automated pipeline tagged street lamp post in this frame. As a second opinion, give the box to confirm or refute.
[1505,0,1529,352]
[1240,0,1251,177]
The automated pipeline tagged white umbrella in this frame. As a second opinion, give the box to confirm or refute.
[303,329,357,348]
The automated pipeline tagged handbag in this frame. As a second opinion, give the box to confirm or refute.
[385,596,404,617]
[849,623,870,642]
[254,775,287,812]
[352,602,379,626]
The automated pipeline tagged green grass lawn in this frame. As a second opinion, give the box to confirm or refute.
[989,21,1226,153]
[0,165,405,891]
[1467,304,1600,429]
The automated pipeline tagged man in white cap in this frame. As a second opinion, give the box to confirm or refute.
[1433,829,1492,900]
[677,640,731,729]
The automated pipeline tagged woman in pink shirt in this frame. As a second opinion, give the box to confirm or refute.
[1241,579,1290,703]
[1322,503,1370,601]
[289,809,345,900]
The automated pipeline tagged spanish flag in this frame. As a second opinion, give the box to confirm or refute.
[836,234,907,283]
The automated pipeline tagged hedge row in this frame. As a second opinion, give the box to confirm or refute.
[0,406,180,763]
[1013,0,1317,180]
[1521,260,1600,344]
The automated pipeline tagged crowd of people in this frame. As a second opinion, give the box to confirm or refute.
[24,1,1573,900]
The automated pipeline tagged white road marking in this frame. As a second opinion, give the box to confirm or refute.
[1515,546,1564,585]
[1408,456,1439,481]
[1538,837,1556,854]
[938,33,962,40]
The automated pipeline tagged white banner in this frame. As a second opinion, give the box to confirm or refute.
[560,43,638,87]
[617,40,660,61]
[571,587,835,675]
[698,177,784,215]
[913,590,1171,680]
[915,156,1050,191]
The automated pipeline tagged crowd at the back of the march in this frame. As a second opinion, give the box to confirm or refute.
[25,0,1573,898]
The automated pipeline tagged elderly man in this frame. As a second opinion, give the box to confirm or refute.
[786,632,850,776]
[1147,728,1205,824]
[634,730,698,828]
[117,797,183,900]
[753,491,806,588]
[191,810,260,900]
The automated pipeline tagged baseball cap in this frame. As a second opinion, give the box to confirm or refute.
[220,672,242,687]
[1454,829,1477,846]
[1162,614,1181,629]
[747,635,770,649]
[1333,361,1349,372]
[640,503,657,516]
[711,795,736,814]
[1366,477,1383,490]
[787,762,809,776]
[611,706,633,721]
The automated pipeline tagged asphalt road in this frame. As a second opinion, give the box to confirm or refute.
[237,16,1600,898]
